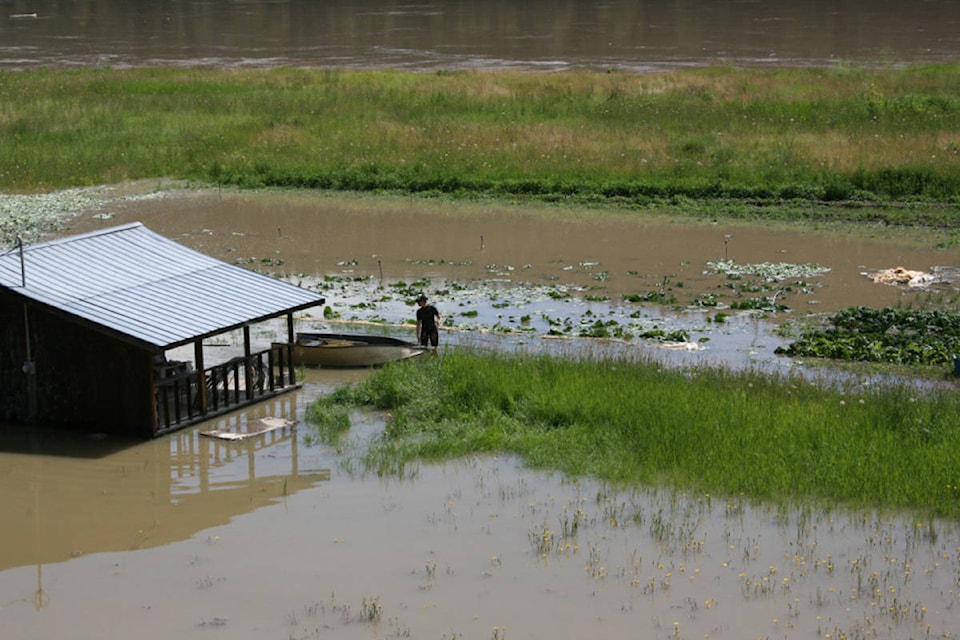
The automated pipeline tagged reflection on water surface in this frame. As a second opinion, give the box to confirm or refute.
[0,392,334,572]
[3,434,960,639]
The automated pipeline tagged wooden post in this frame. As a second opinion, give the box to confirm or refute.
[194,339,207,415]
[243,325,253,400]
[22,303,37,420]
[287,313,296,385]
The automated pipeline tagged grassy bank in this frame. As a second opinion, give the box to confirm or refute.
[2,65,960,225]
[309,350,960,518]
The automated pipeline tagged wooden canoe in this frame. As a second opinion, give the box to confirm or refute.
[276,332,428,368]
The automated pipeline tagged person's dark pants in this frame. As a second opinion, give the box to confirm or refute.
[420,329,439,347]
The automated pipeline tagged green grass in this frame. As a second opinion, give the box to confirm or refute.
[315,349,960,518]
[303,401,351,447]
[2,66,960,225]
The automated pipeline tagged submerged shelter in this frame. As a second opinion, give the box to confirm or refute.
[0,222,325,437]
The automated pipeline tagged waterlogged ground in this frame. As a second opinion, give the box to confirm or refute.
[2,184,960,639]
[2,397,960,640]
[25,182,960,372]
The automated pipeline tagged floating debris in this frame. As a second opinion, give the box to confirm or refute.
[200,417,296,441]
[864,266,936,287]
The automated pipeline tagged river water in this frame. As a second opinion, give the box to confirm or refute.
[3,4,960,640]
[3,0,960,71]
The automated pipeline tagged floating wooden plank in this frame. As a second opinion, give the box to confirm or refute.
[200,416,296,441]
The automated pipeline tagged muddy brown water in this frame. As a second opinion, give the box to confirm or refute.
[4,0,960,71]
[3,187,960,639]
[65,185,954,311]
[60,186,960,369]
[5,1,960,634]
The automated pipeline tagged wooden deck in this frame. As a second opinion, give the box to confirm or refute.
[153,343,298,434]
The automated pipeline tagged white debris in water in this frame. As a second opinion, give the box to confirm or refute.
[659,341,702,351]
[864,266,937,287]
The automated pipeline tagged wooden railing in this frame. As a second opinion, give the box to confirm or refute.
[154,344,295,433]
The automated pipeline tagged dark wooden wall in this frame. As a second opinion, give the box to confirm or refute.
[0,289,30,421]
[1,289,157,437]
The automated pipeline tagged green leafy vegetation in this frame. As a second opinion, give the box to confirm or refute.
[314,350,960,517]
[777,306,960,365]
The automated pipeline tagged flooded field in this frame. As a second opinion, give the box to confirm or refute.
[4,0,960,634]
[2,185,960,639]
[55,183,960,372]
[3,395,960,640]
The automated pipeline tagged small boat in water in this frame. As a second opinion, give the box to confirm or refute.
[277,332,428,368]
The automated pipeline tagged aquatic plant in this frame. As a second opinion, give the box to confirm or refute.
[706,259,831,282]
[303,402,351,446]
[0,186,169,248]
[777,306,960,365]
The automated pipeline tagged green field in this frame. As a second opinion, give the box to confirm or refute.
[2,65,959,225]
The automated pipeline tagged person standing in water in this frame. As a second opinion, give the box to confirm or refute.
[415,293,442,347]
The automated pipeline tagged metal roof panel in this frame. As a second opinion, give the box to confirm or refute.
[0,223,324,349]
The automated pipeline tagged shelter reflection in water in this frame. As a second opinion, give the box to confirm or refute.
[0,394,329,574]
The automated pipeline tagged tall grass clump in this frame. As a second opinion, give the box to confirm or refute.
[304,401,351,446]
[318,350,960,517]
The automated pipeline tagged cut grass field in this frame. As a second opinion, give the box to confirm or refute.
[2,65,959,226]
[309,350,960,519]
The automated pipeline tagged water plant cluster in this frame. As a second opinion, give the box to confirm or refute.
[283,253,832,350]
[0,184,171,248]
[308,349,960,517]
[3,66,960,226]
[706,259,831,282]
[293,271,699,344]
[777,306,960,365]
[0,188,102,247]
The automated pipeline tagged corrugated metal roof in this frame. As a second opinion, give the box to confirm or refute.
[0,222,325,349]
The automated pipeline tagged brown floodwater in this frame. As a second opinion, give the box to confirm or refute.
[4,0,960,71]
[2,185,960,639]
[4,1,960,634]
[62,186,955,309]
[61,184,960,370]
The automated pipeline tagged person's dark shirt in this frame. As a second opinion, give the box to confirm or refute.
[417,304,439,331]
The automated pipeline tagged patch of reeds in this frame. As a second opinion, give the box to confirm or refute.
[303,401,351,446]
[2,66,960,224]
[316,349,960,518]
